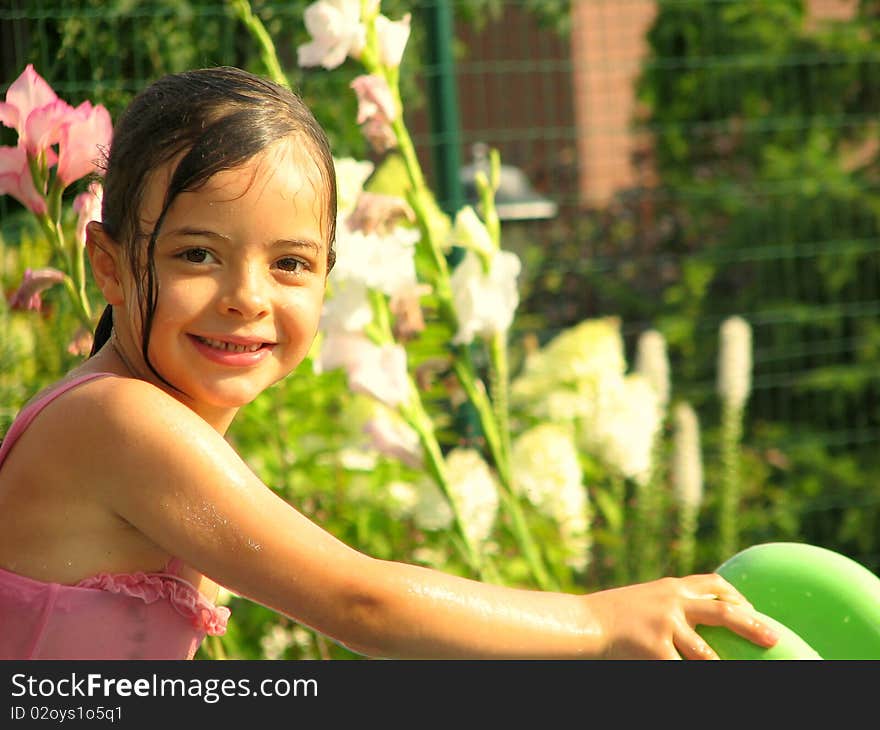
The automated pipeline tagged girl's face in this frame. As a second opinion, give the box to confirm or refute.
[118,140,330,417]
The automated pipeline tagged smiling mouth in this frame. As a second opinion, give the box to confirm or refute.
[195,336,266,353]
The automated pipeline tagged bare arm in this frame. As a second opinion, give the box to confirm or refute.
[69,378,777,659]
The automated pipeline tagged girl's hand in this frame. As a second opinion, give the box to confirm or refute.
[586,573,779,659]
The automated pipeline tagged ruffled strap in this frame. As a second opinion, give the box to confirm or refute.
[76,571,230,636]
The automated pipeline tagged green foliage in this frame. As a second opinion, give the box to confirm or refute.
[513,1,880,576]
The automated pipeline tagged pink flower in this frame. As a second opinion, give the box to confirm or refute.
[0,65,112,188]
[57,101,112,186]
[0,145,47,214]
[8,267,66,312]
[345,191,414,235]
[350,75,397,153]
[20,99,71,159]
[361,117,397,154]
[350,74,396,124]
[363,409,423,469]
[0,64,59,151]
[73,181,103,249]
[0,65,74,160]
[389,282,431,342]
[297,0,366,70]
[317,332,410,408]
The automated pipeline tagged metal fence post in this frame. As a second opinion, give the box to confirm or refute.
[423,0,464,217]
[423,1,484,444]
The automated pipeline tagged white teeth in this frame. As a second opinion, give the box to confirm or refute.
[198,336,262,353]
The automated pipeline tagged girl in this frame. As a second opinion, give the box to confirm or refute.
[0,66,778,660]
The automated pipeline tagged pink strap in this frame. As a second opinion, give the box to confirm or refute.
[0,372,114,467]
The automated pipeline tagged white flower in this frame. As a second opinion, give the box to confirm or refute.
[333,157,374,217]
[672,402,703,510]
[297,0,366,70]
[580,373,662,486]
[448,205,495,260]
[511,318,627,429]
[375,12,412,67]
[512,423,582,511]
[337,448,378,471]
[511,423,591,570]
[386,480,420,519]
[511,317,626,406]
[411,479,454,531]
[635,328,670,408]
[349,342,409,408]
[443,448,500,545]
[450,249,521,345]
[331,224,419,297]
[260,623,295,660]
[290,625,315,653]
[320,278,372,333]
[717,315,752,410]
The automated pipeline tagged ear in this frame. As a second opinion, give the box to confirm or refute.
[86,221,125,306]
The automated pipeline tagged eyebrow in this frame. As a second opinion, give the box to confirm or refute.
[166,226,324,255]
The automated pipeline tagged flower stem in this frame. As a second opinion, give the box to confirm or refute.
[384,94,555,590]
[35,210,93,333]
[369,289,488,579]
[400,388,489,580]
[452,351,556,591]
[227,0,289,88]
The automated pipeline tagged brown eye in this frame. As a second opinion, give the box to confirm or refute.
[180,248,216,264]
[276,257,306,273]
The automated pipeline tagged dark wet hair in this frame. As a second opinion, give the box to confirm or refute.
[88,66,337,379]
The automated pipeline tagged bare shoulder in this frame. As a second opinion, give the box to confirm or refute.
[61,373,204,427]
[56,374,243,484]
[15,373,240,511]
[54,375,224,452]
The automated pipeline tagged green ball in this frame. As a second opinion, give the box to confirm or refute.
[697,610,820,660]
[706,542,880,660]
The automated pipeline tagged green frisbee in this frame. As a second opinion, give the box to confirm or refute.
[700,542,880,660]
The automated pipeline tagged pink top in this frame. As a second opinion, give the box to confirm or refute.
[0,372,230,659]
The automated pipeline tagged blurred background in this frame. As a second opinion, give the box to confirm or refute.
[2,0,880,607]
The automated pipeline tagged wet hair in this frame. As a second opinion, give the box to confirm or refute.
[88,66,338,380]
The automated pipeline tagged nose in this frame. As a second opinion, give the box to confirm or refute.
[218,262,270,319]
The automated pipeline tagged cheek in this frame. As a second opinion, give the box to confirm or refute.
[154,280,215,320]
[278,292,325,341]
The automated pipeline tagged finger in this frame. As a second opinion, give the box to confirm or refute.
[673,620,719,660]
[681,573,754,609]
[686,599,779,648]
